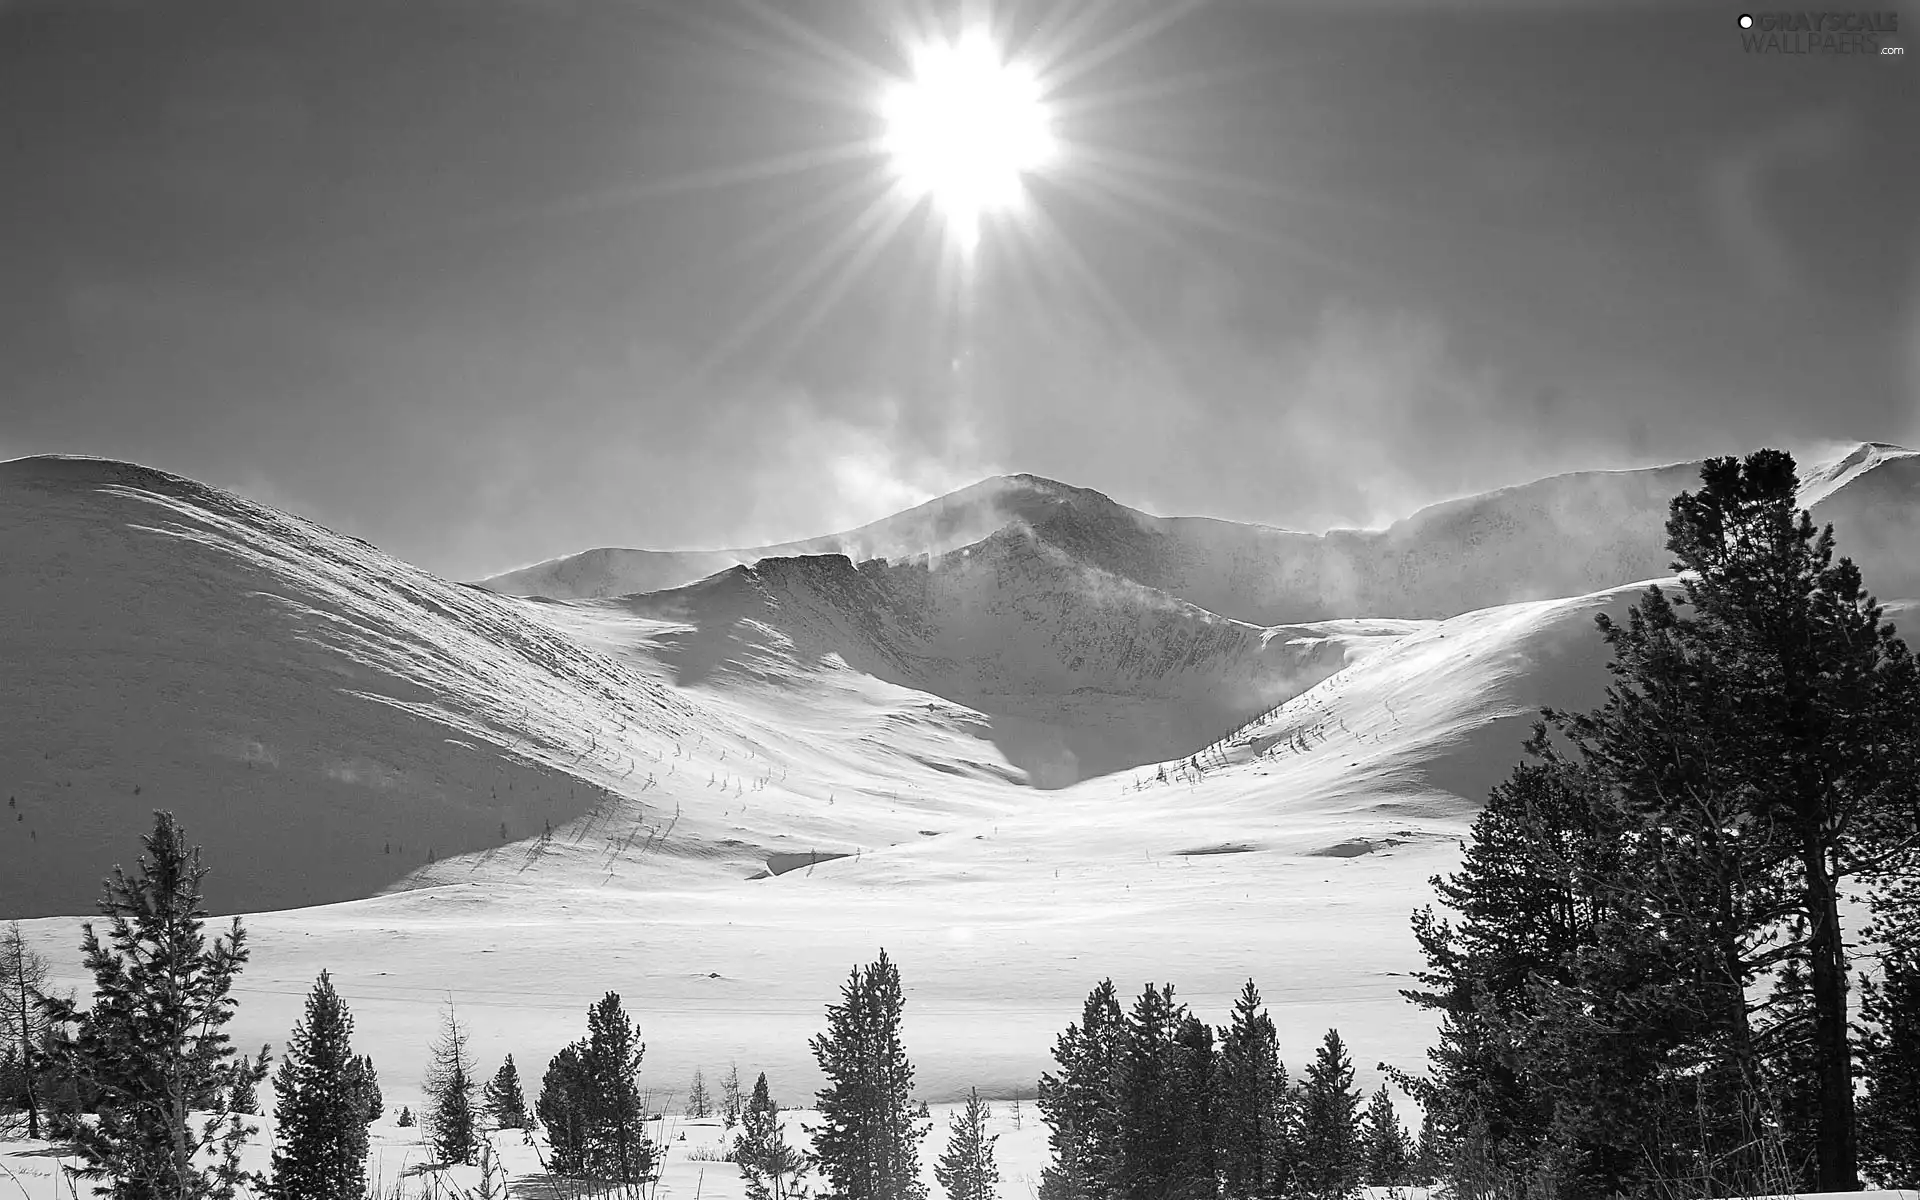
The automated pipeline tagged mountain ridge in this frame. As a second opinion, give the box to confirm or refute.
[479,442,1920,624]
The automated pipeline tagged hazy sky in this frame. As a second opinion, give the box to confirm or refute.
[3,0,1916,579]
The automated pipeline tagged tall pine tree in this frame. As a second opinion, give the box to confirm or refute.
[1214,979,1290,1200]
[1533,451,1920,1191]
[581,991,652,1185]
[1295,1030,1362,1200]
[810,948,929,1200]
[269,971,368,1200]
[1038,979,1126,1200]
[39,811,267,1200]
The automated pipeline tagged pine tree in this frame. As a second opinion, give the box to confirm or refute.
[1859,946,1920,1187]
[1170,1012,1217,1200]
[353,1055,383,1123]
[809,948,930,1200]
[721,1061,744,1130]
[223,1051,261,1116]
[1359,1086,1411,1187]
[269,971,369,1200]
[1038,980,1126,1200]
[397,1105,414,1128]
[1411,1109,1443,1186]
[484,1055,529,1130]
[733,1072,810,1200]
[0,921,51,1140]
[687,1068,712,1118]
[423,1000,478,1165]
[580,991,653,1185]
[1214,979,1289,1200]
[935,1088,999,1200]
[1576,450,1918,1190]
[536,1043,591,1176]
[1112,983,1195,1200]
[1296,1030,1362,1200]
[38,811,268,1200]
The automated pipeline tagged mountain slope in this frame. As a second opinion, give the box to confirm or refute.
[622,529,1414,786]
[479,443,1920,623]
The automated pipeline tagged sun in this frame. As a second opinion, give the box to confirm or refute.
[879,28,1057,254]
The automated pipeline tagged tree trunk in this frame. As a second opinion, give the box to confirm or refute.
[1804,839,1859,1191]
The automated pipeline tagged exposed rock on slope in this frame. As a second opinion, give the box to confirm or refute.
[480,444,1920,623]
[625,528,1409,785]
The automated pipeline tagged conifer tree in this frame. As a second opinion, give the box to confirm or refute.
[0,921,51,1139]
[353,1055,383,1123]
[733,1072,810,1200]
[484,1055,529,1130]
[269,971,369,1200]
[810,948,929,1200]
[1359,1086,1411,1188]
[397,1105,413,1128]
[1296,1030,1362,1200]
[1038,980,1126,1200]
[580,991,652,1185]
[1562,450,1920,1190]
[226,1052,263,1116]
[536,1043,591,1176]
[423,1000,478,1165]
[1411,1109,1443,1186]
[687,1068,712,1119]
[1214,979,1290,1200]
[1859,946,1920,1187]
[38,811,268,1200]
[1170,1012,1217,1199]
[1112,983,1192,1200]
[721,1061,744,1130]
[935,1088,999,1200]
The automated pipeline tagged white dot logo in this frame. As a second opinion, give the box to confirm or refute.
[1738,13,1754,27]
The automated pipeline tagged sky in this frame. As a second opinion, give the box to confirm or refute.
[2,0,1916,580]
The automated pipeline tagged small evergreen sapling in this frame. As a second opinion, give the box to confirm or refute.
[353,1054,383,1123]
[934,1088,1000,1200]
[1360,1085,1413,1188]
[733,1072,810,1200]
[0,920,52,1139]
[721,1061,744,1129]
[687,1068,713,1118]
[397,1105,414,1128]
[484,1055,529,1130]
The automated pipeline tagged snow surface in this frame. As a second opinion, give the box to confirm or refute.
[4,445,1918,1199]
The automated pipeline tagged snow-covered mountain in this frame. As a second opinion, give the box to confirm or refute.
[4,443,1917,1110]
[479,443,1920,623]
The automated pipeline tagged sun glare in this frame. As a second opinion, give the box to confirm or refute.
[880,28,1057,253]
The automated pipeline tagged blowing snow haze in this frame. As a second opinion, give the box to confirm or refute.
[3,0,1919,1188]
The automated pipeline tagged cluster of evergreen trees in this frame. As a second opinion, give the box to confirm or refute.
[1400,451,1920,1196]
[1037,977,1421,1200]
[533,991,657,1187]
[0,812,384,1198]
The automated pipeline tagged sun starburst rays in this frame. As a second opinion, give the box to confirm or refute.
[634,0,1375,398]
